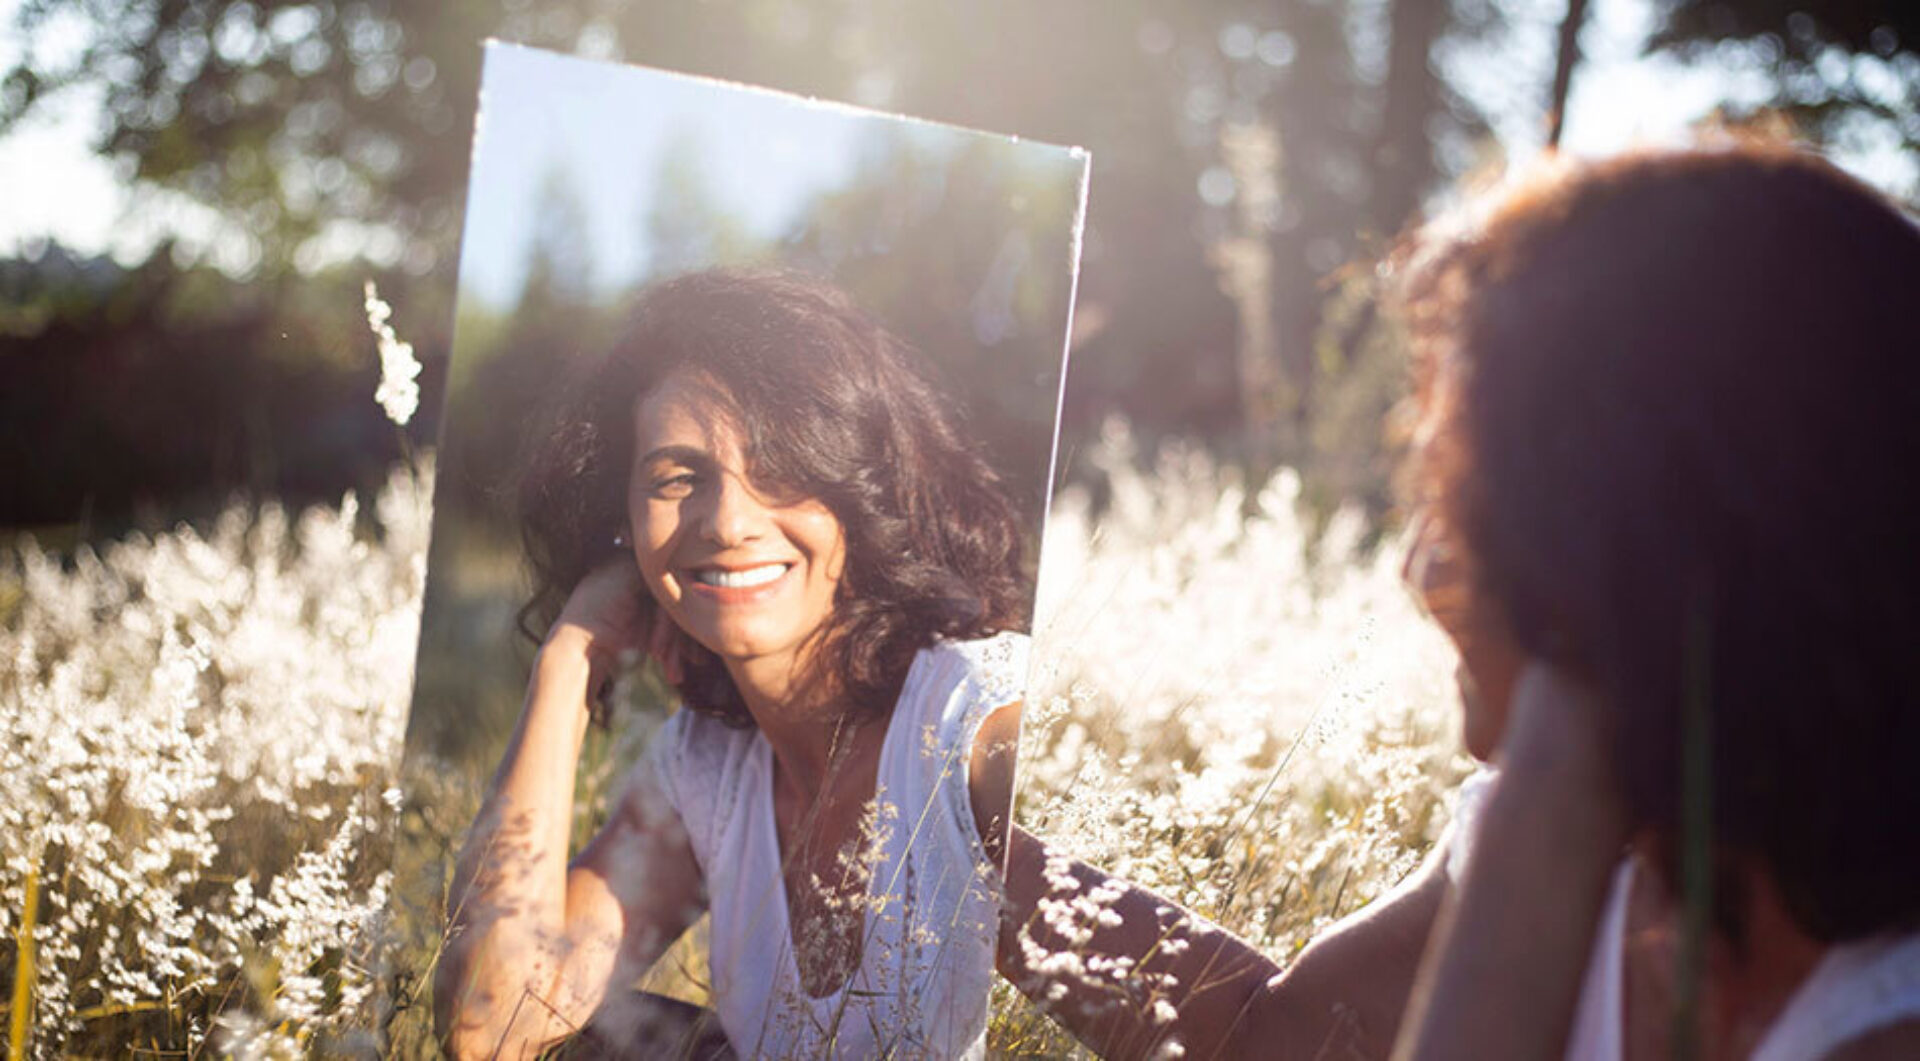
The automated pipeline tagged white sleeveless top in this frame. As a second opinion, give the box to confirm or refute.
[1449,771,1920,1060]
[642,632,1027,1059]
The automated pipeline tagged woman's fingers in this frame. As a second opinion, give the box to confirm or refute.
[556,560,649,651]
[562,558,696,697]
[1500,663,1614,783]
[645,607,688,687]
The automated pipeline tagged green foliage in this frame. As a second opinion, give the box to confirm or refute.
[0,244,448,534]
[0,0,1504,532]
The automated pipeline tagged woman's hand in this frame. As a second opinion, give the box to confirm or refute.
[1497,662,1618,805]
[548,560,688,703]
[552,560,648,658]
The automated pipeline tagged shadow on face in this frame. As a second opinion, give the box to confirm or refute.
[1402,511,1526,762]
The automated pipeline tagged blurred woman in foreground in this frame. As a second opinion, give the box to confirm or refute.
[1001,141,1920,1060]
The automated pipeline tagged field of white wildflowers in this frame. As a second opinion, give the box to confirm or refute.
[991,425,1467,1056]
[1,418,1466,1058]
[1,465,429,1058]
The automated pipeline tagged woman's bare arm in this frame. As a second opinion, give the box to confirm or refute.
[968,702,1022,868]
[998,821,1450,1060]
[434,567,702,1059]
[1392,665,1626,1061]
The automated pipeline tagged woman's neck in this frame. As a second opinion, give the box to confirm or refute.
[726,650,875,799]
[1711,871,1829,1059]
[1629,848,1830,1060]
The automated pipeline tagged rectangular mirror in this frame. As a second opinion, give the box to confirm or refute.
[393,41,1087,1058]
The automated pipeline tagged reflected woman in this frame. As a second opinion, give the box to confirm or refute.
[434,269,1031,1059]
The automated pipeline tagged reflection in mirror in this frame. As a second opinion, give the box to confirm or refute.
[392,43,1087,1058]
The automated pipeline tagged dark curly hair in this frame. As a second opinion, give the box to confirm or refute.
[516,267,1029,727]
[1398,142,1920,944]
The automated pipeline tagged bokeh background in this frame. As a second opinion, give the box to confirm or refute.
[5,0,1920,1057]
[8,0,1915,547]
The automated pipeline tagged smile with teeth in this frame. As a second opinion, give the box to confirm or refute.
[692,562,791,589]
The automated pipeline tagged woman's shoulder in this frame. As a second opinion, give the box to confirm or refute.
[653,702,759,757]
[641,706,762,822]
[889,632,1028,882]
[909,630,1030,712]
[1756,929,1920,1061]
[889,632,1027,799]
[1823,1023,1920,1061]
[1443,767,1498,883]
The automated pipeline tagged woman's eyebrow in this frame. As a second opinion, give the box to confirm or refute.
[635,444,711,468]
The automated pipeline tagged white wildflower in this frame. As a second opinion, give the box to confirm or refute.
[363,279,422,426]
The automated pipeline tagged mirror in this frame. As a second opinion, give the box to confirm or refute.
[393,42,1088,1058]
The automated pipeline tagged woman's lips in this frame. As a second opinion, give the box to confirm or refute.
[683,562,794,604]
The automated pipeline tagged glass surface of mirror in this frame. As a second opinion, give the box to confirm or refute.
[397,42,1087,1059]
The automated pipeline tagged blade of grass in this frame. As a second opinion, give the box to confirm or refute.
[9,865,38,1059]
[72,999,172,1022]
[1672,583,1713,1061]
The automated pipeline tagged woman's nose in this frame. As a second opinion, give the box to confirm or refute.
[698,471,771,547]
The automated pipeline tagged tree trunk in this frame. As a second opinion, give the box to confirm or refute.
[1373,0,1447,237]
[1547,0,1591,149]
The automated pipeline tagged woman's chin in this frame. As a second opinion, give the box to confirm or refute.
[1462,721,1499,763]
[689,626,794,668]
[1458,667,1505,763]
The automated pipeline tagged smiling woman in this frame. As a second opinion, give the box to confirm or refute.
[628,371,850,685]
[517,267,1031,729]
[432,267,1033,1060]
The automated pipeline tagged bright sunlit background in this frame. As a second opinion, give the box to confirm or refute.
[4,0,1916,539]
[3,1,1918,1056]
[2,0,1911,269]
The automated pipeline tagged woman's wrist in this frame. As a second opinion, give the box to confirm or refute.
[536,623,608,703]
[542,619,599,660]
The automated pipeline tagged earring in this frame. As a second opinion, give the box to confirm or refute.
[613,531,628,549]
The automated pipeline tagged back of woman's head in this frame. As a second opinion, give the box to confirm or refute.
[517,267,1028,726]
[1401,142,1920,942]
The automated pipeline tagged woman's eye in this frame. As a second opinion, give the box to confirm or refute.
[650,472,698,497]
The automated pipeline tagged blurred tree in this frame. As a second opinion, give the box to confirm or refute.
[786,128,1085,521]
[0,242,429,531]
[0,1,887,282]
[437,162,609,517]
[642,128,765,278]
[2,0,490,281]
[1,0,1526,531]
[520,162,597,309]
[1650,0,1920,194]
[837,0,1494,478]
[1549,0,1594,148]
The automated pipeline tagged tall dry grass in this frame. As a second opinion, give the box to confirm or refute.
[992,424,1467,1056]
[1,467,428,1058]
[0,423,1466,1057]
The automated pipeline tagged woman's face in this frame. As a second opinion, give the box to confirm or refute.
[626,371,846,674]
[1403,510,1526,761]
